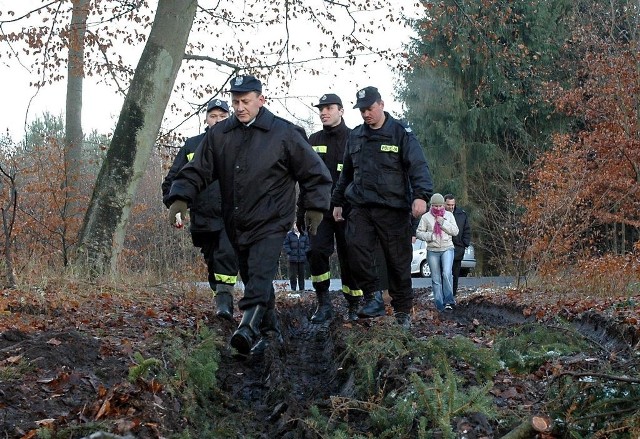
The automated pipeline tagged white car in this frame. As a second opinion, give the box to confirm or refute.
[411,240,477,277]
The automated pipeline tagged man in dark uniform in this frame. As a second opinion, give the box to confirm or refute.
[162,99,238,321]
[166,75,332,356]
[444,194,471,296]
[332,86,433,329]
[298,93,362,323]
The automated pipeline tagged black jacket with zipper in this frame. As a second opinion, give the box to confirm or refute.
[165,107,332,247]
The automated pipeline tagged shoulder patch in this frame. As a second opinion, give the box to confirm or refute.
[405,126,412,133]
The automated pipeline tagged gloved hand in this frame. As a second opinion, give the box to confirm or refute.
[304,210,323,235]
[168,200,188,227]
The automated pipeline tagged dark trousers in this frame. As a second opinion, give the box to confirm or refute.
[288,261,306,291]
[346,206,413,313]
[235,234,283,311]
[452,257,462,296]
[308,215,360,296]
[192,229,238,292]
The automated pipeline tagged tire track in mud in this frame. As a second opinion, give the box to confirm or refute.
[449,291,638,358]
[218,295,348,438]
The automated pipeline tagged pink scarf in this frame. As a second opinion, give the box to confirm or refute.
[430,206,445,238]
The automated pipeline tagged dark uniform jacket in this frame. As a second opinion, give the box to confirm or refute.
[298,119,350,221]
[452,206,471,260]
[162,128,224,232]
[332,112,432,210]
[165,107,332,247]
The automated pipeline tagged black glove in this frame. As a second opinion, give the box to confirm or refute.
[305,210,323,235]
[168,200,188,227]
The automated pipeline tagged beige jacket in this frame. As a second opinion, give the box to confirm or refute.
[416,210,459,251]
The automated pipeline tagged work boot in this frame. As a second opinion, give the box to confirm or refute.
[214,288,234,321]
[344,294,361,321]
[310,290,334,324]
[357,291,385,318]
[230,305,266,356]
[395,312,411,330]
[250,308,283,357]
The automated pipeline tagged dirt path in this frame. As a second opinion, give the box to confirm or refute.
[1,286,638,438]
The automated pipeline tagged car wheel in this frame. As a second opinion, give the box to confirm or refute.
[420,261,431,278]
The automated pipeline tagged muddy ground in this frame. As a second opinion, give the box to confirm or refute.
[1,285,638,438]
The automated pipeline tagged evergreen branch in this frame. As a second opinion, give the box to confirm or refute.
[557,371,640,384]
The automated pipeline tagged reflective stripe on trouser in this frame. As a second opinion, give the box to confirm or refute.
[346,206,414,313]
[193,228,238,293]
[308,215,361,297]
[342,285,363,297]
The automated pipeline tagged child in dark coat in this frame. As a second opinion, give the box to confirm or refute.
[283,224,310,291]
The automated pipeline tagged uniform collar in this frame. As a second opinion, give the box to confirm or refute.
[226,107,273,132]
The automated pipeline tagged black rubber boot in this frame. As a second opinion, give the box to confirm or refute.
[250,308,283,357]
[214,286,234,321]
[230,305,266,355]
[310,290,334,324]
[357,291,385,318]
[344,294,361,321]
[395,312,411,329]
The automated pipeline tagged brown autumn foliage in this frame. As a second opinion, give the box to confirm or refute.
[520,29,640,285]
[0,127,202,285]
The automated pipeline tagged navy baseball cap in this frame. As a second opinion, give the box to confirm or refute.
[229,75,263,93]
[206,99,229,113]
[313,93,343,108]
[353,86,382,109]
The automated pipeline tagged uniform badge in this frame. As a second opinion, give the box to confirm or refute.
[358,89,366,98]
[321,94,327,101]
[234,76,244,85]
[215,99,222,106]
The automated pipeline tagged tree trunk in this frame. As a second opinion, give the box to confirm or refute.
[63,0,90,266]
[1,208,17,289]
[76,0,197,277]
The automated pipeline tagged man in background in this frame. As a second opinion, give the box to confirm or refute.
[332,86,433,329]
[444,194,471,296]
[162,99,238,321]
[299,93,363,323]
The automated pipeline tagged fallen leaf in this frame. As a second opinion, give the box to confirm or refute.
[6,355,23,364]
[46,338,62,346]
[19,430,38,439]
[96,399,111,420]
[501,387,519,399]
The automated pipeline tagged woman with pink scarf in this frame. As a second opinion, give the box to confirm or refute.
[416,193,459,311]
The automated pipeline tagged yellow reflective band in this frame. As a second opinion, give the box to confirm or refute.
[186,152,195,161]
[311,272,331,282]
[380,144,399,153]
[312,145,328,154]
[215,274,237,284]
[337,163,343,171]
[342,286,363,297]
